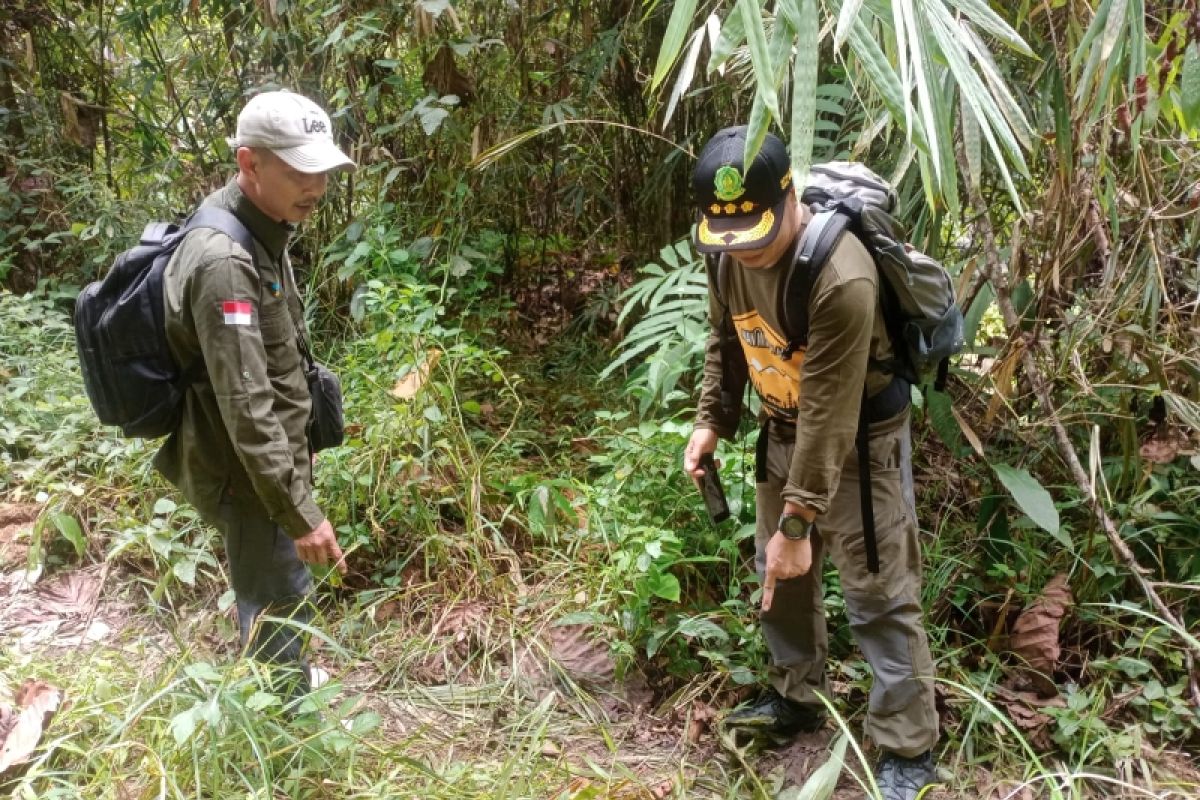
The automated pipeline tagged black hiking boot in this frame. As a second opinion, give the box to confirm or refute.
[722,687,825,745]
[875,750,938,800]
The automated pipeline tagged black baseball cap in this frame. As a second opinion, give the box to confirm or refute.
[692,126,792,253]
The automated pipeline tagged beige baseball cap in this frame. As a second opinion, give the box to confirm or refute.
[227,90,356,173]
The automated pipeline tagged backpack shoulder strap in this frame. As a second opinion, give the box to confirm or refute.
[183,207,259,262]
[780,209,852,358]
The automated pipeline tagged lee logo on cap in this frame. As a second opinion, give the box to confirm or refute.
[303,118,328,134]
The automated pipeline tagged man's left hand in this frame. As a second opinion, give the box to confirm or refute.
[762,532,813,612]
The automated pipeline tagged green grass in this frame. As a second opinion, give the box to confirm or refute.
[2,287,1199,799]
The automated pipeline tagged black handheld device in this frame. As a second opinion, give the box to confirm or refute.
[698,453,730,524]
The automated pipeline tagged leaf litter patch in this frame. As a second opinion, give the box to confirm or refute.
[0,565,125,651]
[0,503,38,569]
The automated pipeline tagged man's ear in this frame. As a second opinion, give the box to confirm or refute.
[235,146,258,177]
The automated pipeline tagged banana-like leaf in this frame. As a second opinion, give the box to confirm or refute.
[961,90,982,193]
[959,23,1036,149]
[1071,0,1114,73]
[663,25,708,128]
[892,0,914,134]
[1184,42,1200,131]
[778,734,850,800]
[925,0,1029,175]
[900,0,941,181]
[740,0,781,121]
[776,0,802,34]
[708,4,747,76]
[790,0,819,184]
[924,7,1024,209]
[847,16,931,153]
[1099,0,1128,61]
[944,0,1033,56]
[651,0,700,92]
[743,90,773,168]
[833,0,866,51]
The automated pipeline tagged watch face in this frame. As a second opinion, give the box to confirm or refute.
[781,515,808,539]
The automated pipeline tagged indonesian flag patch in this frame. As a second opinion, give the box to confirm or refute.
[222,300,253,326]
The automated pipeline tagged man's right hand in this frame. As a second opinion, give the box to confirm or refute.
[293,518,347,575]
[683,427,720,489]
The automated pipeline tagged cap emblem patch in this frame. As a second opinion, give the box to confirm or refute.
[713,165,745,202]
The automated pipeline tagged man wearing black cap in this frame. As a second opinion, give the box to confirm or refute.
[682,126,939,799]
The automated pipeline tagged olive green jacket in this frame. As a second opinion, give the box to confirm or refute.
[695,210,901,516]
[153,179,323,538]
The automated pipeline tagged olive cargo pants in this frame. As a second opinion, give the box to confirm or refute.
[755,411,939,758]
[215,496,314,675]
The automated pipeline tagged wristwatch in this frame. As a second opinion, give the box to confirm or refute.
[777,512,812,541]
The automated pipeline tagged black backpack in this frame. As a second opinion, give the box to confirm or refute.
[74,207,256,438]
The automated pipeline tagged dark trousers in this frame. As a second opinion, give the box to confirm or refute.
[215,498,314,670]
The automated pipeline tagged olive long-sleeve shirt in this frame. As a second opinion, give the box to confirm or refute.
[153,179,323,538]
[695,212,900,516]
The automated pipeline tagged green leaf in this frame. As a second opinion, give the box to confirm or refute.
[991,464,1061,540]
[847,18,931,153]
[961,92,981,192]
[778,734,848,800]
[245,691,282,711]
[790,0,819,184]
[51,513,85,557]
[173,557,198,586]
[944,0,1033,56]
[675,616,730,643]
[833,0,866,51]
[707,6,747,75]
[926,389,968,457]
[743,92,773,173]
[170,704,202,746]
[776,0,801,31]
[1182,42,1200,131]
[663,27,707,127]
[184,661,222,683]
[152,497,177,516]
[647,571,681,602]
[651,0,700,92]
[1099,0,1128,61]
[740,0,781,121]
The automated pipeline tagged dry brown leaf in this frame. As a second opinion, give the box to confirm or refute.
[390,350,442,400]
[951,405,986,458]
[1139,427,1187,465]
[1009,573,1073,692]
[984,343,1023,426]
[430,600,487,641]
[0,504,38,570]
[554,777,674,800]
[36,570,101,617]
[548,624,615,687]
[0,680,62,773]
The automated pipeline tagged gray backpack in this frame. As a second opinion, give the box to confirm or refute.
[791,161,965,387]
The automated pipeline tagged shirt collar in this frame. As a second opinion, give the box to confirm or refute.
[217,178,291,261]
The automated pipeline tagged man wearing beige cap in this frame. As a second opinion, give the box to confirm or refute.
[153,90,354,693]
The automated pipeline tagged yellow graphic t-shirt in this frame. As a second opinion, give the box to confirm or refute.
[731,309,804,420]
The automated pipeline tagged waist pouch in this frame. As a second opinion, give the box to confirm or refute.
[305,361,344,452]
